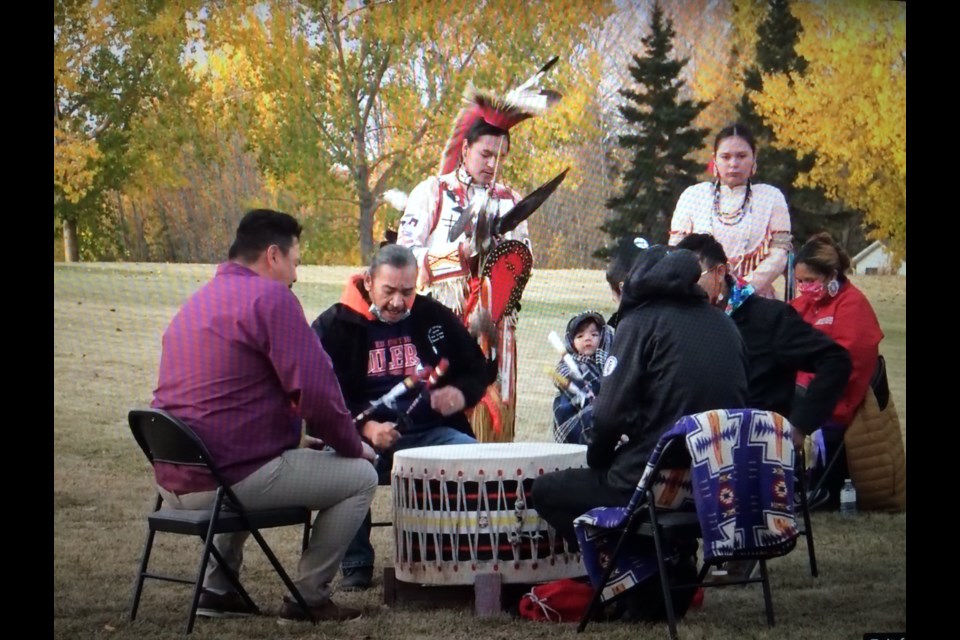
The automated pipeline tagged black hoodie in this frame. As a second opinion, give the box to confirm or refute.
[588,245,749,492]
[311,275,489,439]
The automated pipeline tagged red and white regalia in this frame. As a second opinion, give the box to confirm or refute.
[397,69,560,442]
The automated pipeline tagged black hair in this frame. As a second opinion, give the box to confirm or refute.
[714,123,757,155]
[605,235,649,293]
[227,209,302,263]
[465,119,510,152]
[795,232,852,281]
[379,229,398,248]
[675,233,728,269]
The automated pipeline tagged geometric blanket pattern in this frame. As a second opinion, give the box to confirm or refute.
[574,409,799,602]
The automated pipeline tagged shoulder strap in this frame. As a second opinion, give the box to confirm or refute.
[427,177,446,236]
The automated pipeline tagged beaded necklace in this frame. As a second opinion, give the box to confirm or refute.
[712,180,752,226]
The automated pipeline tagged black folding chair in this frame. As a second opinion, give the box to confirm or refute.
[805,356,889,506]
[793,448,819,577]
[127,409,316,634]
[578,410,800,640]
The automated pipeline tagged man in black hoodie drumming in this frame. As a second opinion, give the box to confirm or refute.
[532,244,749,564]
[312,244,491,591]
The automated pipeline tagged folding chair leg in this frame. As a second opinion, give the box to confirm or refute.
[647,501,679,640]
[130,495,164,623]
[696,561,712,583]
[795,452,819,577]
[185,515,222,634]
[207,545,258,611]
[300,516,311,553]
[577,512,643,633]
[247,526,316,625]
[798,486,818,577]
[809,440,846,497]
[129,526,157,622]
[759,560,775,626]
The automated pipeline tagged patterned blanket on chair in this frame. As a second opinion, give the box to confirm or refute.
[574,409,799,602]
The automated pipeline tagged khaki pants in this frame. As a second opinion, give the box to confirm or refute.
[159,448,378,605]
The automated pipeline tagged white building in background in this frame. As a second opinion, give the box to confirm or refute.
[851,240,906,275]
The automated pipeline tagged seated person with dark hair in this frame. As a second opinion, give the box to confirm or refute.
[312,243,490,591]
[604,235,650,327]
[676,233,852,449]
[152,208,379,623]
[533,244,749,618]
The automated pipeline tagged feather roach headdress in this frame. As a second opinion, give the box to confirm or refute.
[438,56,562,176]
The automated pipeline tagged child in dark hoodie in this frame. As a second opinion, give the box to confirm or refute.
[551,310,615,444]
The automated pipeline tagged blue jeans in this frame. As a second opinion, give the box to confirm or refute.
[341,426,477,571]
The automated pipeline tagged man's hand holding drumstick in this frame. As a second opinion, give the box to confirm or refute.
[430,386,466,417]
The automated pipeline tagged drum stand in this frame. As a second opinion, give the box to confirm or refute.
[384,568,535,616]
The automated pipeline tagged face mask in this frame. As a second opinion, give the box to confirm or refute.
[369,303,410,324]
[796,281,824,298]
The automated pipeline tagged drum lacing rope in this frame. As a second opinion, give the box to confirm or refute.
[438,471,456,567]
[480,475,499,564]
[461,474,479,565]
[510,473,525,554]
[425,468,441,570]
[393,474,405,566]
[411,469,426,569]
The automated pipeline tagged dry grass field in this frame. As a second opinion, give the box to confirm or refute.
[54,263,906,639]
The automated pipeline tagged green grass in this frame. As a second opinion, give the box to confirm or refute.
[54,264,906,639]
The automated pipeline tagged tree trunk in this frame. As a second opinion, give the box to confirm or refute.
[63,219,79,262]
[358,188,376,264]
[355,141,376,263]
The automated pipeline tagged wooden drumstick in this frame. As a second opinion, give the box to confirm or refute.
[354,366,434,423]
[406,358,450,416]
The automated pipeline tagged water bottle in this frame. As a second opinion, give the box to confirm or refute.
[839,479,857,517]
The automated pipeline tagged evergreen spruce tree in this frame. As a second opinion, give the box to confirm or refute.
[599,2,709,255]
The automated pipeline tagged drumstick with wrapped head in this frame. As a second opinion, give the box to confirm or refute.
[545,367,590,408]
[354,365,434,423]
[547,330,587,384]
[405,358,450,416]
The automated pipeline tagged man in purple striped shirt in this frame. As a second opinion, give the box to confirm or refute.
[151,209,377,623]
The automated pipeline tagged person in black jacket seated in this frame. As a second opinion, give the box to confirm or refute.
[603,235,649,328]
[312,244,489,591]
[532,244,749,549]
[675,234,852,451]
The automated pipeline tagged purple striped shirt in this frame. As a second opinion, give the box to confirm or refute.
[152,261,362,493]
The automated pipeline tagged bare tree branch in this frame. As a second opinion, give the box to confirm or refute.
[360,50,391,129]
[371,119,430,195]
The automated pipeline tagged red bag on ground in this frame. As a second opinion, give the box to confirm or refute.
[518,578,594,623]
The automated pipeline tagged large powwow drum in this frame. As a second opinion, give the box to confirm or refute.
[392,442,587,585]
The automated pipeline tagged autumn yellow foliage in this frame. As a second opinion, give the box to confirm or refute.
[54,126,102,204]
[751,0,906,258]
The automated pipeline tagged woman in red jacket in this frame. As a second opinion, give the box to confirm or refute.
[791,232,884,509]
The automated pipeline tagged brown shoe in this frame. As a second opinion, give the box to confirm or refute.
[278,596,362,622]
